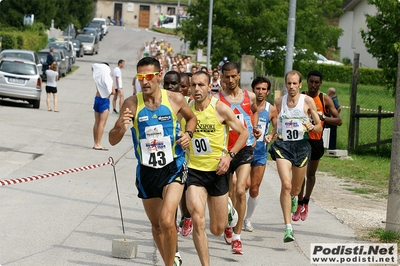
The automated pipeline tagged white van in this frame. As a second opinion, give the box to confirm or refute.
[92,18,108,36]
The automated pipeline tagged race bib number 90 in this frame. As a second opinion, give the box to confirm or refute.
[191,137,212,156]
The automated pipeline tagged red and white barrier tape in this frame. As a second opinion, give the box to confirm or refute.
[0,160,112,187]
[341,106,394,114]
[0,146,134,187]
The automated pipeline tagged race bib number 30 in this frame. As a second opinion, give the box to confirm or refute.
[282,118,304,141]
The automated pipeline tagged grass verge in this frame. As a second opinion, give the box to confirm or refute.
[368,228,400,244]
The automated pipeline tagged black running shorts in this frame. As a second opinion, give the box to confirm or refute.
[187,168,229,196]
[269,139,311,168]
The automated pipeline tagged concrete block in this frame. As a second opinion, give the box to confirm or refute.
[111,238,138,259]
[326,149,348,158]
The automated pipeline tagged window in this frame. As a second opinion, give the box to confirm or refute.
[167,7,176,15]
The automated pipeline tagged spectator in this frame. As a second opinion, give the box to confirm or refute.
[325,87,342,150]
[45,62,59,112]
[46,47,55,69]
[92,62,115,151]
[112,59,125,114]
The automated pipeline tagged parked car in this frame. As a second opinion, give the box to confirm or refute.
[65,38,84,58]
[314,52,344,66]
[0,49,43,79]
[39,49,68,79]
[76,34,99,55]
[92,18,108,35]
[87,21,104,40]
[153,15,188,29]
[0,58,42,108]
[45,41,76,64]
[81,27,102,42]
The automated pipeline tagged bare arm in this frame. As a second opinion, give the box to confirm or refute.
[265,104,278,144]
[215,101,249,175]
[168,91,197,149]
[249,91,261,139]
[305,96,323,133]
[324,94,342,126]
[115,76,120,89]
[132,78,137,95]
[109,96,136,145]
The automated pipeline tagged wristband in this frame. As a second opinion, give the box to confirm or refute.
[185,130,193,139]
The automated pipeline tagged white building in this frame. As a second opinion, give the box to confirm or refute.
[338,0,378,68]
[94,0,187,28]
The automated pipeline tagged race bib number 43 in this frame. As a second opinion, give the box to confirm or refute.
[140,125,173,168]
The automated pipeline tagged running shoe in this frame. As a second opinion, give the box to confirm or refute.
[301,204,309,221]
[231,239,243,255]
[224,227,233,245]
[227,197,238,228]
[181,217,193,237]
[283,228,295,243]
[174,255,183,266]
[291,196,298,213]
[292,205,303,222]
[113,109,119,114]
[244,219,254,232]
[176,217,182,235]
[179,216,184,228]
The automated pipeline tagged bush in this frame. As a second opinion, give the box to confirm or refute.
[262,59,385,86]
[0,33,17,50]
[0,24,48,52]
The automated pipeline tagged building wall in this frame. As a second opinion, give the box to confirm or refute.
[95,1,184,28]
[338,0,378,68]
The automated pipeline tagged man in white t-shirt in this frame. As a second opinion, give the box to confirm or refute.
[112,59,125,114]
[132,76,142,95]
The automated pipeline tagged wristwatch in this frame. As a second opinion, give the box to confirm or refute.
[228,150,236,159]
[185,131,193,138]
[321,115,326,121]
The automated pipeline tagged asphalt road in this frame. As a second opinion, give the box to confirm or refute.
[0,26,373,266]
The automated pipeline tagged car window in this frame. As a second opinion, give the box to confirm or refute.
[38,53,47,63]
[0,61,37,75]
[2,52,34,62]
[53,52,61,61]
[77,35,94,43]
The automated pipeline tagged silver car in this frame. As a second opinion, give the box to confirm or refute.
[0,49,43,78]
[76,34,99,55]
[0,58,42,108]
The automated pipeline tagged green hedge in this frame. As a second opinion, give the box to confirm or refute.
[263,59,385,86]
[0,24,48,52]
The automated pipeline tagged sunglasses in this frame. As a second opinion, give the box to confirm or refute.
[136,72,159,81]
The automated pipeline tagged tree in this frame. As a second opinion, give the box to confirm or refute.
[0,0,93,30]
[360,0,400,95]
[180,0,343,67]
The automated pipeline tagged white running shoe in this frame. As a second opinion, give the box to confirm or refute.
[244,219,254,232]
[227,197,238,228]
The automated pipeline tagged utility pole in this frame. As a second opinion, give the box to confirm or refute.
[206,0,213,70]
[283,0,297,95]
[385,47,400,233]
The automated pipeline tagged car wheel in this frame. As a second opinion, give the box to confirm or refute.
[32,99,40,109]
